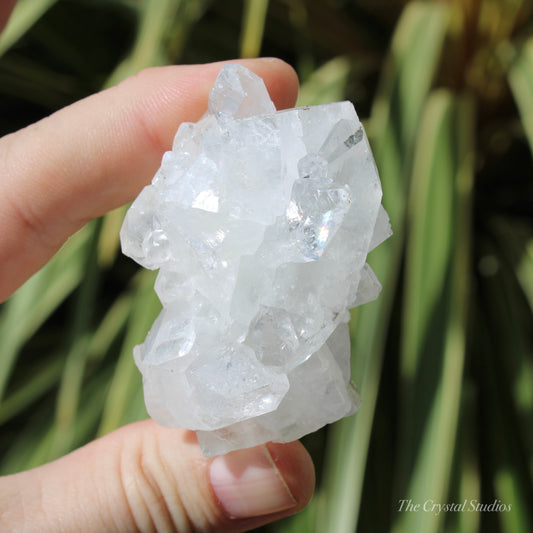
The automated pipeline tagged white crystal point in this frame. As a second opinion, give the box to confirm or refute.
[120,64,392,456]
[208,63,276,123]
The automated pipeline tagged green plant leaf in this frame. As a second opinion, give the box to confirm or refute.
[104,0,176,87]
[97,269,160,436]
[401,90,455,380]
[1,368,111,474]
[296,56,351,106]
[240,0,269,58]
[509,37,533,159]
[474,264,533,533]
[87,292,132,365]
[49,219,102,460]
[455,385,480,533]
[369,1,449,227]
[0,355,63,426]
[0,0,59,57]
[0,226,90,400]
[393,91,475,533]
[312,4,449,532]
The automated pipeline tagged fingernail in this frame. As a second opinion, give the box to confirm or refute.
[209,444,297,519]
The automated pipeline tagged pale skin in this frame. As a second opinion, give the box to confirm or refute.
[0,3,315,532]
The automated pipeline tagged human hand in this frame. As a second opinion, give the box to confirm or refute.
[0,5,315,530]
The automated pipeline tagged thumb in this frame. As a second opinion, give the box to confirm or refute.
[0,420,315,532]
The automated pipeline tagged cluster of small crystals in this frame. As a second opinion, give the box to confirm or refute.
[120,64,392,456]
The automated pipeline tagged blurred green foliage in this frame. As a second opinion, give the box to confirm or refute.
[1,1,532,532]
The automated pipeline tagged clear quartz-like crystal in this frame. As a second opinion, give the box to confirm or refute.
[120,64,392,456]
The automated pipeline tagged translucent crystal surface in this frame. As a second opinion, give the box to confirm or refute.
[120,64,392,456]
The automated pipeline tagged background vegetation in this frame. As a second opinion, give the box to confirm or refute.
[1,0,532,532]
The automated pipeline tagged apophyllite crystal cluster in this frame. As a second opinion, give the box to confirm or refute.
[120,64,391,456]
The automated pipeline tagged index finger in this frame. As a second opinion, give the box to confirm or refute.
[0,58,299,301]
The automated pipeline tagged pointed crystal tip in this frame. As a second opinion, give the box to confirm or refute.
[208,64,276,123]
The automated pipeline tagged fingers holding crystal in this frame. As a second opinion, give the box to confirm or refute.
[0,59,298,301]
[121,64,392,456]
[0,420,315,532]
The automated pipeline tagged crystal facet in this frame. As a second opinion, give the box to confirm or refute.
[120,64,392,456]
